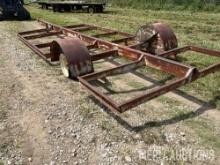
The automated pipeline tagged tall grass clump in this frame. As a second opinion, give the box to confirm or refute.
[109,0,220,11]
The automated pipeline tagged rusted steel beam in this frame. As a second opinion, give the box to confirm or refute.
[82,58,145,82]
[143,54,192,77]
[159,46,190,58]
[18,33,53,65]
[35,42,52,48]
[159,46,220,58]
[71,26,95,32]
[87,44,97,49]
[91,49,118,61]
[38,20,116,50]
[79,77,120,112]
[198,62,220,78]
[190,46,220,57]
[92,31,117,38]
[24,31,62,40]
[87,24,134,37]
[112,36,136,43]
[118,77,188,112]
[87,41,98,49]
[117,46,142,60]
[117,46,192,77]
[18,28,48,35]
[64,24,86,29]
[65,23,135,41]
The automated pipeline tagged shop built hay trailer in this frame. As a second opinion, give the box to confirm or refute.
[18,20,220,113]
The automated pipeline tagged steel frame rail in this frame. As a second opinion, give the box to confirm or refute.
[18,20,220,113]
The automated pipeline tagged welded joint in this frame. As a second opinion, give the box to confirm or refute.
[185,67,197,83]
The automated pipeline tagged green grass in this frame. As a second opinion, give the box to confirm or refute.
[186,119,220,151]
[158,96,220,155]
[109,0,220,12]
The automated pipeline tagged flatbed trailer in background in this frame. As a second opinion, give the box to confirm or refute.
[38,0,107,13]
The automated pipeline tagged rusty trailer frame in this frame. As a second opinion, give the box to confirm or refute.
[18,20,220,113]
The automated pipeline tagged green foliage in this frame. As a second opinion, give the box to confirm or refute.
[109,0,220,11]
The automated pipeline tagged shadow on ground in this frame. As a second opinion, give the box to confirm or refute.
[89,93,218,132]
[85,58,219,132]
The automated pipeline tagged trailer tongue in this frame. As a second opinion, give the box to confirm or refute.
[18,20,220,113]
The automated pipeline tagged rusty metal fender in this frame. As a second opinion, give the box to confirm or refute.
[136,22,178,55]
[50,38,94,78]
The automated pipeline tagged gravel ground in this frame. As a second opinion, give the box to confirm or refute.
[0,21,219,165]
